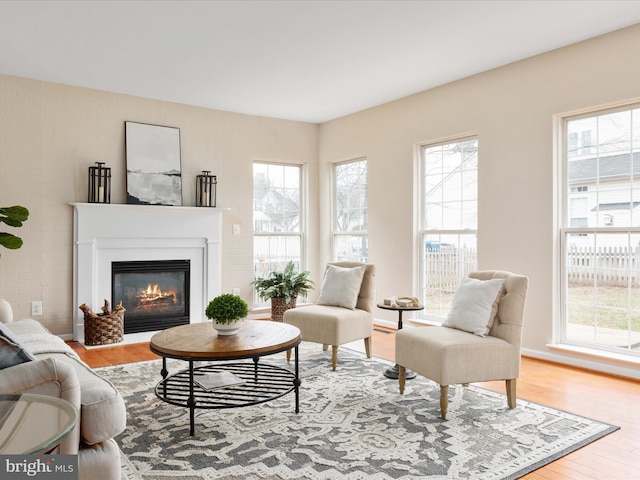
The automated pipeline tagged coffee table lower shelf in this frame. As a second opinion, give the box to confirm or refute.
[155,359,299,435]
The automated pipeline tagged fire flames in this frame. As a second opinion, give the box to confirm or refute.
[136,283,177,309]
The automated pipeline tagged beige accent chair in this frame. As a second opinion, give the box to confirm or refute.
[395,270,528,419]
[284,262,375,370]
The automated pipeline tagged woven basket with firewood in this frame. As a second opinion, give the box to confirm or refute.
[79,300,125,346]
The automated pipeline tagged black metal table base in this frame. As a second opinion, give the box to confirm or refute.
[156,347,300,436]
[384,363,416,380]
[376,303,424,381]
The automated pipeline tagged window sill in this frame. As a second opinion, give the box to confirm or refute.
[546,343,640,369]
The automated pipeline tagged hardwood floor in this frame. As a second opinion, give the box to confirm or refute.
[69,324,640,480]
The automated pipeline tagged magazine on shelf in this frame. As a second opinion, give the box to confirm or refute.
[194,371,245,391]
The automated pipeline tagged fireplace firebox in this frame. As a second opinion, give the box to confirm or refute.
[112,260,190,334]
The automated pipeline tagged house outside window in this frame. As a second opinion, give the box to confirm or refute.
[253,162,305,306]
[562,104,640,357]
[569,186,588,227]
[419,136,478,319]
[333,158,368,262]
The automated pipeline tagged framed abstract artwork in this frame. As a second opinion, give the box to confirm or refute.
[125,121,182,206]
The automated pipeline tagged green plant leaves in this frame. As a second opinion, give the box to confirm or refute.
[251,261,315,303]
[0,232,23,249]
[0,206,29,256]
[0,206,29,226]
[205,294,249,324]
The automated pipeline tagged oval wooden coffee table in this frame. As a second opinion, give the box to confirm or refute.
[150,320,301,436]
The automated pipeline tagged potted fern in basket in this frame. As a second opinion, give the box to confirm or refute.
[251,261,314,322]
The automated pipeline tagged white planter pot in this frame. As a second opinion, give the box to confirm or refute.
[212,318,245,336]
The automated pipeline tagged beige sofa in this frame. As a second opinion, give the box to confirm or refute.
[0,299,126,480]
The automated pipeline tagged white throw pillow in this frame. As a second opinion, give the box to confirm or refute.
[317,264,366,310]
[442,277,504,337]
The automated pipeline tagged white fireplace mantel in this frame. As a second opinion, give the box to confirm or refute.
[70,202,225,342]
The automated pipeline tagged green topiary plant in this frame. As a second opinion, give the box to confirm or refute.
[205,294,249,325]
[0,206,29,257]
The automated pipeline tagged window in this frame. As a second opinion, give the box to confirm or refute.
[253,162,304,305]
[419,137,478,319]
[562,104,640,356]
[333,158,368,262]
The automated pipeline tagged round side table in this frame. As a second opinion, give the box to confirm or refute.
[0,393,78,454]
[377,302,424,379]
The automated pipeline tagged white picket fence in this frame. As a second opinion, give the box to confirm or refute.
[424,245,477,291]
[567,245,640,286]
[424,244,640,288]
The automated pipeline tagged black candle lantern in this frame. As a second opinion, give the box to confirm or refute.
[196,171,217,207]
[88,162,111,204]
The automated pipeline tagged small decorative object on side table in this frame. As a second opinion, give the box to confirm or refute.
[377,301,424,379]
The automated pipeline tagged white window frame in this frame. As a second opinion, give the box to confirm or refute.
[331,157,368,262]
[559,102,640,357]
[253,161,306,307]
[417,135,478,321]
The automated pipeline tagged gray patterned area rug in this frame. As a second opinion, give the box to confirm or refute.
[98,344,618,480]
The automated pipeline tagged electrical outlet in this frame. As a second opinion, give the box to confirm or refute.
[232,288,240,296]
[31,301,43,316]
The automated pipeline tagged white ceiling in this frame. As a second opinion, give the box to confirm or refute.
[1,1,640,124]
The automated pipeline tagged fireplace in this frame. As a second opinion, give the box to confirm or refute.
[71,203,223,343]
[112,260,190,334]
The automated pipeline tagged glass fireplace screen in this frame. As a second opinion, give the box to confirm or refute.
[112,259,190,334]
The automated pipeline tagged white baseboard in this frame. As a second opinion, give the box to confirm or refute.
[521,346,640,380]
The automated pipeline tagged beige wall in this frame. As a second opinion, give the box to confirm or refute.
[0,75,318,335]
[319,24,640,378]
